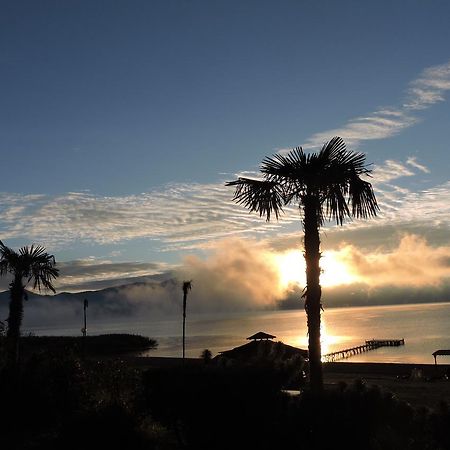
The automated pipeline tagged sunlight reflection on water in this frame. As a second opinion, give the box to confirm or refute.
[27,302,450,364]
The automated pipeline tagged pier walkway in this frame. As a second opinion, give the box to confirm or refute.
[323,339,405,362]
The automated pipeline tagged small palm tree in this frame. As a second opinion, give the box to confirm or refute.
[182,280,192,360]
[200,348,213,363]
[227,137,378,393]
[0,241,59,367]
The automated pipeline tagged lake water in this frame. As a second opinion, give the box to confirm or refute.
[27,302,450,364]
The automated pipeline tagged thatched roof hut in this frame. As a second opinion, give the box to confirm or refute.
[247,331,276,341]
[217,339,308,365]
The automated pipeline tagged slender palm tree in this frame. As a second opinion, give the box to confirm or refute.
[226,137,378,393]
[182,280,192,360]
[0,241,59,367]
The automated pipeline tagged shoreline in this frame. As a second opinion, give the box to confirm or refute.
[126,355,450,379]
[322,361,450,410]
[323,361,450,376]
[128,356,450,370]
[125,357,450,410]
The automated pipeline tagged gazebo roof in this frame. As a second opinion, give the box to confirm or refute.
[247,331,276,341]
[218,339,308,360]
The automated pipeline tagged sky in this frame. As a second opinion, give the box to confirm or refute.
[1,1,450,313]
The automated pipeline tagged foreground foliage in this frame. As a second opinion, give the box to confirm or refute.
[0,351,448,450]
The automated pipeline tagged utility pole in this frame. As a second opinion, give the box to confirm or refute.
[82,299,88,337]
[182,281,192,361]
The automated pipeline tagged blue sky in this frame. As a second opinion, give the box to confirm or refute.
[1,1,450,297]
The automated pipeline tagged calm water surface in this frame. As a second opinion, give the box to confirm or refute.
[28,302,450,364]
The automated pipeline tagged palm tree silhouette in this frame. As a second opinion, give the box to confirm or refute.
[182,280,192,360]
[0,241,59,367]
[227,137,378,393]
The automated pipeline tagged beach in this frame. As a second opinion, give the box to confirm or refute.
[122,355,450,411]
[323,362,450,410]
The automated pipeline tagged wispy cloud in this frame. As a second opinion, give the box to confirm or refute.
[1,61,449,256]
[404,61,450,110]
[406,156,430,173]
[307,109,418,148]
[372,159,415,183]
[306,60,450,149]
[0,183,297,250]
[0,152,446,254]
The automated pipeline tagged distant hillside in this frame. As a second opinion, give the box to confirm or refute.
[0,278,181,326]
[1,276,448,329]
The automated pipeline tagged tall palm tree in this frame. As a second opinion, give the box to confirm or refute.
[226,137,378,393]
[182,280,192,360]
[0,241,59,367]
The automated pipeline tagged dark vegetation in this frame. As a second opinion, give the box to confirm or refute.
[15,333,157,357]
[0,343,449,450]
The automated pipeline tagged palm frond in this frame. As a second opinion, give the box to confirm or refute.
[0,241,59,292]
[227,136,379,225]
[226,177,285,221]
[312,137,379,223]
[323,184,351,225]
[348,175,379,219]
[260,147,308,181]
[182,280,192,294]
[318,136,347,162]
[30,262,59,293]
[0,240,18,274]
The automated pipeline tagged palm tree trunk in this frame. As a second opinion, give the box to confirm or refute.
[182,293,187,360]
[6,275,25,368]
[303,197,323,394]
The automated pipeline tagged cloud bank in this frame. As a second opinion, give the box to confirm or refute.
[0,232,448,331]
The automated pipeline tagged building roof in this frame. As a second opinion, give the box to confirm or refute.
[218,339,308,361]
[432,349,450,356]
[247,331,276,341]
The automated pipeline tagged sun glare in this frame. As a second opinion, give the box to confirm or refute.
[291,320,341,357]
[320,320,340,356]
[275,249,358,289]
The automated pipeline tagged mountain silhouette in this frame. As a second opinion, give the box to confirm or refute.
[0,278,180,326]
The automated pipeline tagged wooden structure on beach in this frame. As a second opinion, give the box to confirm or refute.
[247,331,276,341]
[432,349,450,365]
[218,336,307,362]
[323,339,405,363]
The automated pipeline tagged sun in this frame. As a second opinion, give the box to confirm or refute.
[274,250,305,288]
[275,249,358,289]
[320,251,357,287]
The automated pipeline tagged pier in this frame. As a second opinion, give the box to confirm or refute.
[323,339,405,362]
